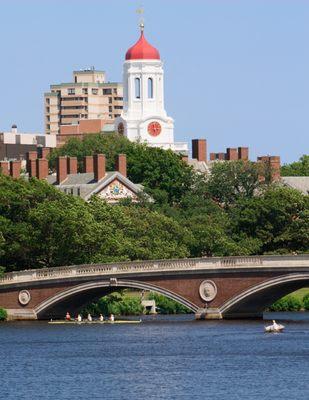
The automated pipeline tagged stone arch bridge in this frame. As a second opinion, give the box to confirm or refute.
[0,255,308,320]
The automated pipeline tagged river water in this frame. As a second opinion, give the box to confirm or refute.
[0,313,308,400]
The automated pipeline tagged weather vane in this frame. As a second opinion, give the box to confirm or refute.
[136,5,144,32]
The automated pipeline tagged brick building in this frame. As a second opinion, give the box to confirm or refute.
[44,68,123,136]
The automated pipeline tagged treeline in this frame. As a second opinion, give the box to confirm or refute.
[0,134,308,272]
[84,291,191,316]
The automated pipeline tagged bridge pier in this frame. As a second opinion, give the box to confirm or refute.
[6,309,37,321]
[195,308,222,320]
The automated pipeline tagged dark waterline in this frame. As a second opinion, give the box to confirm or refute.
[0,313,308,400]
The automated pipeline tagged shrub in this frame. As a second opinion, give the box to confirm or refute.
[0,308,7,321]
[303,293,309,311]
[269,296,302,312]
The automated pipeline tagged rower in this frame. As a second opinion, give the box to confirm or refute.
[272,320,279,329]
[65,312,71,321]
[99,314,104,322]
[87,313,92,322]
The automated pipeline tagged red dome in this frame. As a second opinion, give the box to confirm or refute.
[125,32,160,60]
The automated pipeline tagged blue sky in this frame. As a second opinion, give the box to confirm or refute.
[1,0,308,163]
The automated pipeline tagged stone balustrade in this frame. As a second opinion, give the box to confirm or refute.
[1,255,308,286]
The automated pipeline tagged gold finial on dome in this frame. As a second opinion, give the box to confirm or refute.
[136,5,144,32]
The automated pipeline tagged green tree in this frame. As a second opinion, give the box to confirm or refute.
[281,155,309,176]
[303,293,309,311]
[205,160,267,207]
[229,186,309,254]
[84,292,143,316]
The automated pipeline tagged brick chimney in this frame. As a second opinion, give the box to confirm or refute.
[269,156,281,182]
[38,147,51,159]
[56,156,67,184]
[10,160,21,179]
[36,159,49,180]
[192,139,207,162]
[0,161,9,176]
[238,147,249,161]
[84,156,94,173]
[29,159,37,178]
[67,157,78,174]
[257,156,280,183]
[217,153,226,160]
[26,151,38,173]
[226,148,238,161]
[93,154,106,182]
[257,156,269,183]
[116,154,127,177]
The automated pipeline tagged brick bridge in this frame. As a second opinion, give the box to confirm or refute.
[1,255,308,320]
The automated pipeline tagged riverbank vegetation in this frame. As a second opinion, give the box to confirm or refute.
[0,134,308,272]
[269,289,309,312]
[84,292,144,316]
[84,290,191,316]
[0,308,7,321]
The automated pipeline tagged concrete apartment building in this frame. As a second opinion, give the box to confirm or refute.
[44,68,123,135]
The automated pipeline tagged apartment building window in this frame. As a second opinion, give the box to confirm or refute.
[68,88,75,95]
[92,88,98,95]
[82,88,88,94]
[46,106,50,113]
[108,97,112,104]
[135,78,141,99]
[113,88,117,94]
[114,105,123,110]
[114,97,123,101]
[114,114,121,117]
[109,106,112,112]
[148,78,153,98]
[46,98,50,105]
[61,114,80,119]
[103,88,112,95]
[46,124,50,130]
[61,105,87,110]
[109,114,112,118]
[46,116,50,122]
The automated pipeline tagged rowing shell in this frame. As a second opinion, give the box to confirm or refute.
[48,320,141,325]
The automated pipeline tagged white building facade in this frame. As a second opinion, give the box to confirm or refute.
[115,26,188,154]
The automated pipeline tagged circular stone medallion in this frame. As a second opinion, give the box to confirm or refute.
[18,290,31,306]
[199,280,217,302]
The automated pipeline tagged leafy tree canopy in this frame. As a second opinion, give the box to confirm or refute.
[281,155,309,177]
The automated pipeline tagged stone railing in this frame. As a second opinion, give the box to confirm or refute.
[0,254,308,286]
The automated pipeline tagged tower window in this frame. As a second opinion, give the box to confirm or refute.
[148,78,153,98]
[135,77,141,99]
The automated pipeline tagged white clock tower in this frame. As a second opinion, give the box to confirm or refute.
[115,24,187,153]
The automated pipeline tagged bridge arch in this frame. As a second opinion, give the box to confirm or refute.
[35,279,199,319]
[220,273,309,319]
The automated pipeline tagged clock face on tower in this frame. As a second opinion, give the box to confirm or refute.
[147,121,162,137]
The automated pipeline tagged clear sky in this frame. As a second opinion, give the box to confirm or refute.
[1,0,308,163]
